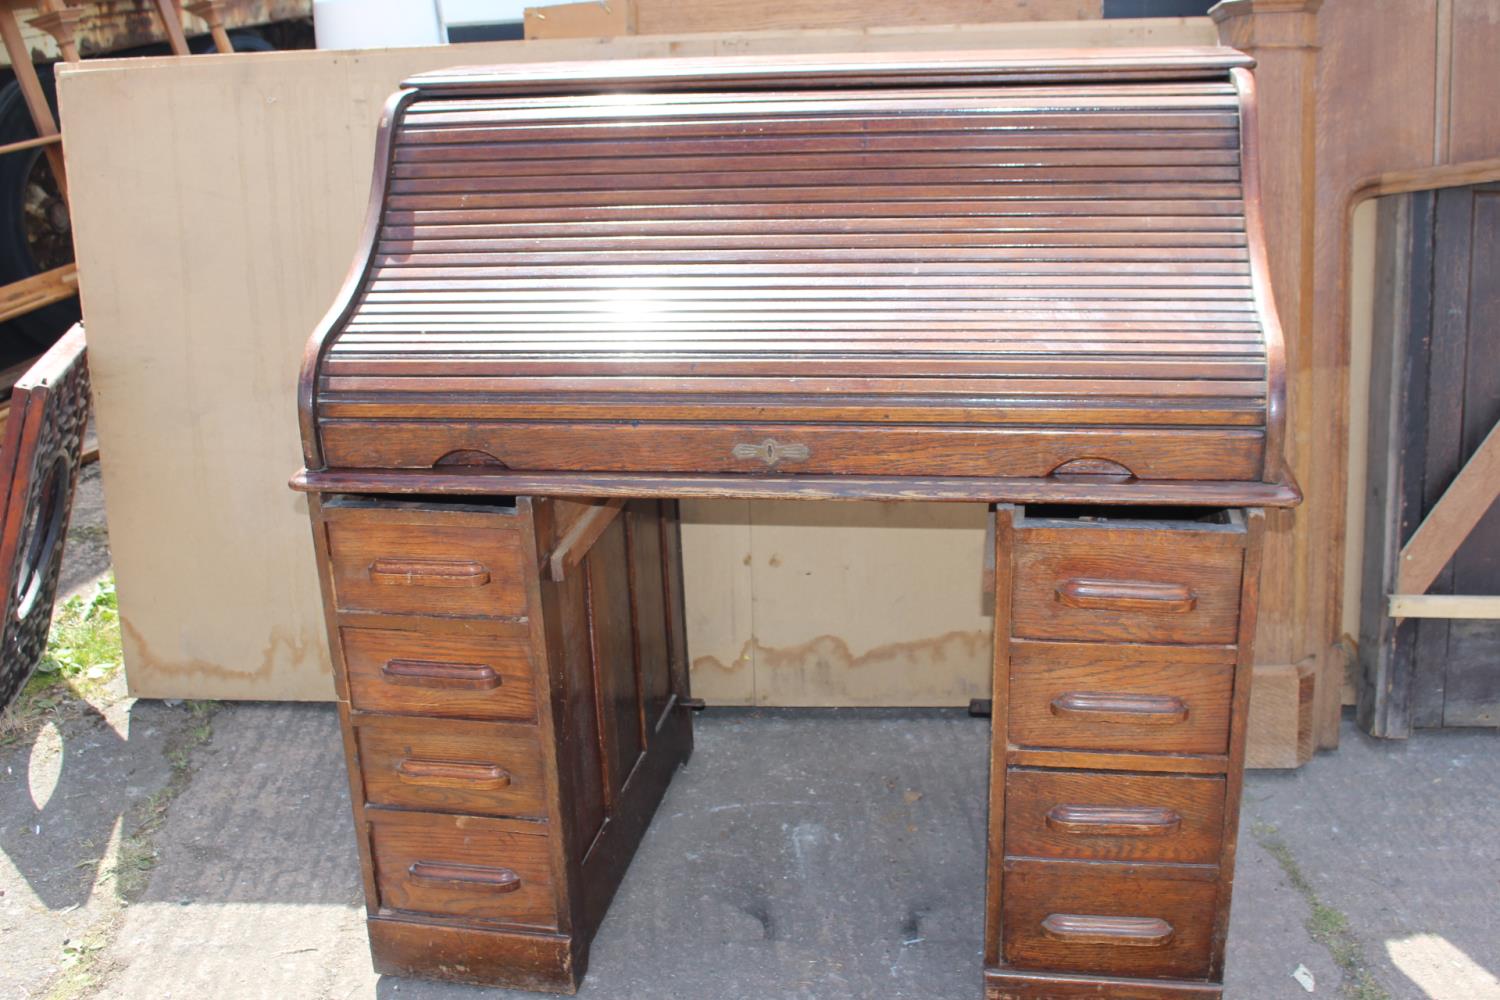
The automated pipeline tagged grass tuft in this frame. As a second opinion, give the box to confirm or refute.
[35,577,121,688]
[110,698,222,900]
[0,576,123,745]
[1252,821,1390,1000]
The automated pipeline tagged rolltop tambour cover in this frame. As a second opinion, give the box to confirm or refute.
[297,47,1293,505]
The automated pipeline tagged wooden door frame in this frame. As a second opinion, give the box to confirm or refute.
[1351,162,1500,737]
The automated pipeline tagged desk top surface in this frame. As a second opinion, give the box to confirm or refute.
[299,48,1292,507]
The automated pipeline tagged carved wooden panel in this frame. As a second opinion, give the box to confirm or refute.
[0,324,90,711]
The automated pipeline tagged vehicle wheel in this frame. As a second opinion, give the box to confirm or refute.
[0,73,77,360]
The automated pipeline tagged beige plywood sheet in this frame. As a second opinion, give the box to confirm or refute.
[57,18,1215,703]
[683,501,992,707]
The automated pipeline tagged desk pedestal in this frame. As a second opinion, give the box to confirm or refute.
[306,494,1262,997]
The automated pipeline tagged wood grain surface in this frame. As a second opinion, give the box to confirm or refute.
[1008,640,1235,755]
[367,809,559,929]
[353,713,549,817]
[303,50,1285,496]
[1001,859,1218,979]
[1004,767,1225,864]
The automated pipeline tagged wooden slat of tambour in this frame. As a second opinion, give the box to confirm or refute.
[391,148,1243,179]
[383,220,1249,241]
[314,396,1263,419]
[335,320,1262,333]
[394,115,1240,148]
[320,356,1265,377]
[329,347,1263,362]
[398,105,1238,133]
[397,96,1239,124]
[367,262,1254,277]
[363,293,1254,308]
[339,318,1263,331]
[392,130,1242,163]
[383,203,1249,225]
[317,374,1264,399]
[361,293,1251,309]
[340,326,1266,338]
[361,288,1254,305]
[315,400,1264,429]
[377,235,1250,254]
[371,249,1253,267]
[399,84,1240,105]
[331,332,1266,347]
[386,185,1244,212]
[399,86,1238,115]
[356,296,1258,313]
[345,319,1260,334]
[381,222,1247,242]
[387,167,1241,197]
[315,396,1269,423]
[366,275,1253,292]
[409,81,1239,103]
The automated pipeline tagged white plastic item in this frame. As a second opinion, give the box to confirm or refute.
[313,0,445,49]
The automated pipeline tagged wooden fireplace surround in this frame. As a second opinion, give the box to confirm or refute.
[293,48,1298,999]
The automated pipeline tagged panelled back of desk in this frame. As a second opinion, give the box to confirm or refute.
[299,49,1288,1000]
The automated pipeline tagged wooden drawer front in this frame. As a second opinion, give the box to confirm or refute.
[342,626,536,722]
[369,810,557,930]
[355,714,547,818]
[1002,861,1217,979]
[1012,520,1243,644]
[326,517,529,618]
[1005,768,1225,865]
[1009,640,1234,755]
[319,420,1264,483]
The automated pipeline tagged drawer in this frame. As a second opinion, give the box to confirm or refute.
[1002,859,1217,979]
[354,714,548,818]
[1008,640,1234,756]
[342,626,537,722]
[325,507,530,618]
[1005,768,1225,865]
[1011,512,1244,644]
[368,809,557,930]
[319,420,1265,483]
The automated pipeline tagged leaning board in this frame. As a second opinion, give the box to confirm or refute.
[58,18,1217,703]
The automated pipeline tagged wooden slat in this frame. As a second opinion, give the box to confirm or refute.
[1395,420,1500,597]
[547,498,625,581]
[0,133,61,157]
[1388,595,1500,620]
[0,263,79,325]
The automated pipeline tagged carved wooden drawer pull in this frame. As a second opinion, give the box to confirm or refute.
[1041,913,1174,948]
[407,860,521,893]
[1056,578,1196,613]
[1050,691,1189,726]
[380,658,502,690]
[1045,804,1182,837]
[368,557,490,588]
[396,757,511,790]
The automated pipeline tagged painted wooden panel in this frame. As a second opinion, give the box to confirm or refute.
[683,500,992,707]
[55,19,1216,702]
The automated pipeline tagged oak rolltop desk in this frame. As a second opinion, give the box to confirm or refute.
[293,47,1298,1000]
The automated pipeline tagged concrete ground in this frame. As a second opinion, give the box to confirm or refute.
[3,700,1497,1000]
[1,466,1497,1000]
